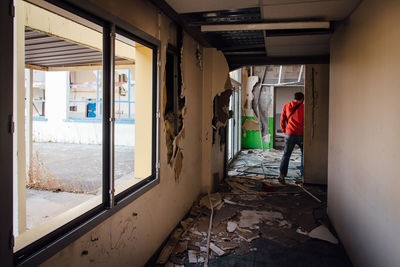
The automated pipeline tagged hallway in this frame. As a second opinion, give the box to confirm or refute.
[152,149,351,266]
[2,0,400,266]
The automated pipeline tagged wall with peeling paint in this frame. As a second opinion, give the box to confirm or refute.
[241,67,274,149]
[201,48,231,192]
[40,0,229,266]
[303,64,329,185]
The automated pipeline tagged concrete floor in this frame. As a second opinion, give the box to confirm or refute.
[27,142,135,230]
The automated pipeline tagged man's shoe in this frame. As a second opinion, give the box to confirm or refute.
[278,175,286,184]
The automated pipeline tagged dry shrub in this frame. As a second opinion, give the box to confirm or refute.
[27,152,99,195]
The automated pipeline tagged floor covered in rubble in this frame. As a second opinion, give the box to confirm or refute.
[150,149,352,267]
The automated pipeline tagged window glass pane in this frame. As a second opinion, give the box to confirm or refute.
[14,0,103,251]
[114,33,153,195]
[68,70,103,120]
[280,65,303,84]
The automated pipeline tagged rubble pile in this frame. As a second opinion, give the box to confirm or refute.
[156,149,334,266]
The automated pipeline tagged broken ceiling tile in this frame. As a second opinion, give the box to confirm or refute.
[213,204,238,226]
[210,242,225,256]
[237,230,260,243]
[296,227,308,236]
[227,221,237,233]
[238,210,284,228]
[215,240,240,251]
[188,250,198,264]
[308,225,339,244]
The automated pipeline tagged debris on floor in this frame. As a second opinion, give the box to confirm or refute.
[229,148,302,180]
[155,149,347,266]
[308,225,339,244]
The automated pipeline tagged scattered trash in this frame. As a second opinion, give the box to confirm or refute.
[308,225,339,244]
[155,149,330,264]
[296,227,308,236]
[238,210,283,228]
[210,242,225,256]
[227,221,237,232]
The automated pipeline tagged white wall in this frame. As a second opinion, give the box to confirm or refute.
[33,72,134,146]
[328,0,400,266]
[275,86,303,115]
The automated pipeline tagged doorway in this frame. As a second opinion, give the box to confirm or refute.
[227,69,242,163]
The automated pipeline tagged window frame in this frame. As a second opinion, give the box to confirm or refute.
[11,0,161,265]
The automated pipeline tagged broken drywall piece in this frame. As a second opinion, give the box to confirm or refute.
[243,76,258,117]
[308,225,339,244]
[210,243,225,256]
[213,204,237,226]
[188,250,198,263]
[215,241,240,251]
[200,193,222,210]
[237,230,260,243]
[227,221,237,233]
[296,227,308,236]
[239,210,284,228]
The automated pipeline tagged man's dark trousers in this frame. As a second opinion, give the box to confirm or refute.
[280,134,303,177]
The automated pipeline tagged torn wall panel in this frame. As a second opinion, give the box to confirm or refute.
[202,48,230,192]
[242,66,274,149]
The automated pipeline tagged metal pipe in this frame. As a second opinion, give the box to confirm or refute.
[298,65,304,83]
[278,65,282,84]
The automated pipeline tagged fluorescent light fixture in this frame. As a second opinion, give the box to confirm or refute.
[201,21,330,32]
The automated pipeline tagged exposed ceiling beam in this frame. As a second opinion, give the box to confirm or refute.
[201,21,330,32]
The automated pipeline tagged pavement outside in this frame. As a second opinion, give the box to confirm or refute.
[26,142,135,230]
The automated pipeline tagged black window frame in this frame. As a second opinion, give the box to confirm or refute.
[8,0,161,266]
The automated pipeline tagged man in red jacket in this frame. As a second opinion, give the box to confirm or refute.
[278,92,304,184]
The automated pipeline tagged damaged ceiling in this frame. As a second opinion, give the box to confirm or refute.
[149,0,361,69]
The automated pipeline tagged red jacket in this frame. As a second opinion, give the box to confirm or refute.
[280,100,304,135]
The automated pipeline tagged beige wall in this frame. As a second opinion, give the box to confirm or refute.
[328,0,400,266]
[202,48,230,191]
[303,64,329,185]
[41,0,229,266]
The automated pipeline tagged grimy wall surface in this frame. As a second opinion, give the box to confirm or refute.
[303,64,329,185]
[328,0,400,266]
[41,0,229,265]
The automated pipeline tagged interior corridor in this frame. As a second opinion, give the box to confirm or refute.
[1,0,399,267]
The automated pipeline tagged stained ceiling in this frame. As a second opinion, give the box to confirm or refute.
[151,0,361,69]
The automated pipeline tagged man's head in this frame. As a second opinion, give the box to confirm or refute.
[294,92,304,102]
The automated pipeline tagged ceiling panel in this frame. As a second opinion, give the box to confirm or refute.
[261,0,360,21]
[266,34,330,56]
[165,0,259,14]
[25,29,130,68]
